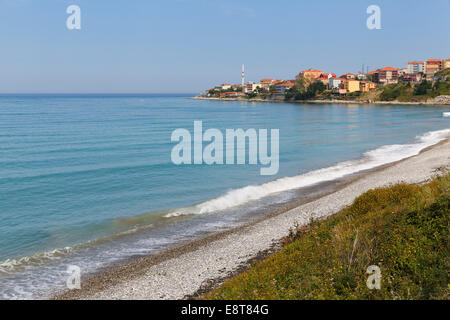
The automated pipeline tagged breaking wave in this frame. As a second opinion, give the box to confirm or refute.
[165,128,450,217]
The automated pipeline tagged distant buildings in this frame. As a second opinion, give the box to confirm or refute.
[297,69,336,87]
[260,79,278,89]
[206,57,449,98]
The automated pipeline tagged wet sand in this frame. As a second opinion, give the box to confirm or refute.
[55,138,450,300]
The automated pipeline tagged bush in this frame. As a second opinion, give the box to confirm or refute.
[205,174,450,300]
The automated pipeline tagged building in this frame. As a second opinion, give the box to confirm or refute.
[220,83,232,90]
[425,64,440,80]
[340,73,357,80]
[399,73,422,83]
[260,79,280,90]
[328,77,343,91]
[317,74,331,86]
[446,59,450,69]
[407,61,425,74]
[373,67,399,85]
[359,81,377,92]
[260,79,278,87]
[273,83,294,95]
[357,73,367,80]
[297,69,326,86]
[427,59,444,70]
[245,82,261,93]
[343,79,360,93]
[220,92,244,98]
[398,67,408,77]
[297,69,324,79]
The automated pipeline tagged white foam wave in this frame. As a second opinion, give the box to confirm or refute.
[165,128,450,217]
[0,247,73,274]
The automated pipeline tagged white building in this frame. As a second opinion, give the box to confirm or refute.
[273,83,294,94]
[221,83,232,90]
[407,61,425,74]
[328,78,343,90]
[245,82,261,93]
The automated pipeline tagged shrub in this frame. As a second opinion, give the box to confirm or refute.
[205,174,450,300]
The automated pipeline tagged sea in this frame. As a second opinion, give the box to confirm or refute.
[0,93,449,299]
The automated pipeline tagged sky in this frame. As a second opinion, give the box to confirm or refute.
[0,0,449,93]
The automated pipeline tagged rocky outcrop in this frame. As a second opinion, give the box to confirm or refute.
[434,95,450,104]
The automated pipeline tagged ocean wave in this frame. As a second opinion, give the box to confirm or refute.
[0,247,73,274]
[165,128,450,217]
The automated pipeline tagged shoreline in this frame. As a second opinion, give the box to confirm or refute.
[54,137,450,300]
[192,96,450,106]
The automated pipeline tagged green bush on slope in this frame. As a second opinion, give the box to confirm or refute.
[205,174,450,300]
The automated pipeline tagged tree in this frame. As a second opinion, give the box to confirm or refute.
[414,80,431,95]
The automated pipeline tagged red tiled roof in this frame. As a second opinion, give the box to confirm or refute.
[379,67,400,71]
[275,83,294,87]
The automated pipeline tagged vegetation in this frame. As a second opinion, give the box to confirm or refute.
[205,174,450,300]
[435,68,450,80]
[377,78,450,102]
[285,78,326,100]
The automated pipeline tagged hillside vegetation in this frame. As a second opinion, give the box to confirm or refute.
[205,174,450,300]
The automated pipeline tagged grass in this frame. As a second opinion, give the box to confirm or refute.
[204,174,450,300]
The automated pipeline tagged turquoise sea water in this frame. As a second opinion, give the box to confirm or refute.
[0,94,449,299]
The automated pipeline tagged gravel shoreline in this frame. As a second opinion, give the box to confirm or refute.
[56,138,450,300]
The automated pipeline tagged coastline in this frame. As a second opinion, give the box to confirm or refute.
[54,137,450,300]
[192,96,450,106]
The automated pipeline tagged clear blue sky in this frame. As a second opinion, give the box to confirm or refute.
[0,0,449,93]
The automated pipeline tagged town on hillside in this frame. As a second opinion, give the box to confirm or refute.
[202,58,450,103]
